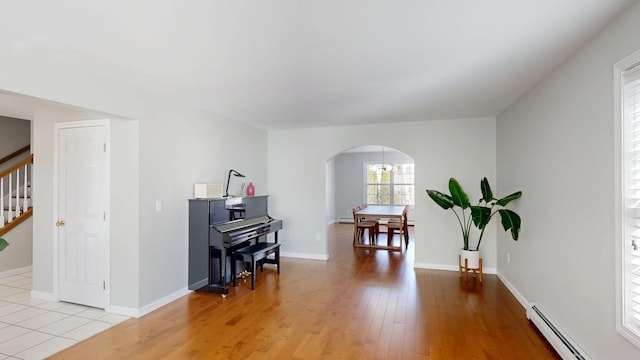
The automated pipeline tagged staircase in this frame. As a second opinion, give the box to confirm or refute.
[0,145,33,237]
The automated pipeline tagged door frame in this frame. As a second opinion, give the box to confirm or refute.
[53,119,111,307]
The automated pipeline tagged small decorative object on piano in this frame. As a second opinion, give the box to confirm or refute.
[247,182,255,196]
[194,184,223,198]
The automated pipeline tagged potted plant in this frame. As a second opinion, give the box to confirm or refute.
[426,177,522,269]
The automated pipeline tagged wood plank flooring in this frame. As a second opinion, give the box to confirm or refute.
[49,224,560,359]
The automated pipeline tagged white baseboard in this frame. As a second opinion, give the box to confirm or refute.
[281,251,329,261]
[189,278,208,291]
[496,271,528,309]
[108,287,191,318]
[137,287,190,318]
[31,285,190,319]
[408,266,526,308]
[105,304,140,318]
[413,262,496,275]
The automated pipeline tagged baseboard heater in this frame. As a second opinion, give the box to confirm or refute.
[526,303,591,360]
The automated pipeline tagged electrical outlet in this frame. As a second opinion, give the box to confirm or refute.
[507,253,511,263]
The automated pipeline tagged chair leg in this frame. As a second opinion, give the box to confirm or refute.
[386,227,404,248]
[251,255,257,290]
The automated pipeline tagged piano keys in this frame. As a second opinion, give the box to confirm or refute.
[188,196,282,295]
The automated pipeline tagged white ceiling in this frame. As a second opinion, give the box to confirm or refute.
[0,0,636,129]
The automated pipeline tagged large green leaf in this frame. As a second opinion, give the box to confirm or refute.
[480,177,493,202]
[496,191,522,206]
[448,178,470,209]
[426,190,454,209]
[498,209,521,240]
[471,206,491,229]
[0,238,9,252]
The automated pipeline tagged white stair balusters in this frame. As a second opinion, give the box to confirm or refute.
[14,168,20,214]
[6,170,13,222]
[0,177,4,226]
[0,155,33,230]
[22,163,29,211]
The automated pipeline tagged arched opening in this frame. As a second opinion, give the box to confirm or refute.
[325,144,415,258]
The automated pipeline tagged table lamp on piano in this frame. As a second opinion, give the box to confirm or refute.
[225,169,245,197]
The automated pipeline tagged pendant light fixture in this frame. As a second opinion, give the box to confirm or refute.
[381,146,390,172]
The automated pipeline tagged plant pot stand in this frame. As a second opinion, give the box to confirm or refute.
[459,254,483,282]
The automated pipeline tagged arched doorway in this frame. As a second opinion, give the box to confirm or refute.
[326,145,415,256]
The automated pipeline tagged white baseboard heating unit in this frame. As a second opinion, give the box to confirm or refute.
[526,303,591,360]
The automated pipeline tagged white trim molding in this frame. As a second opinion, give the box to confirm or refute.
[614,48,640,350]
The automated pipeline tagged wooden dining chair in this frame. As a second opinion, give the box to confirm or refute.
[352,206,379,245]
[361,204,381,239]
[387,206,409,248]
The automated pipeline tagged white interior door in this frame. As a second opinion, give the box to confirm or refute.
[56,121,108,308]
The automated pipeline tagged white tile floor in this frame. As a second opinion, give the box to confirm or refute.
[0,268,129,359]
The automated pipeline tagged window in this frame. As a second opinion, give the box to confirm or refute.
[618,51,640,348]
[365,163,414,205]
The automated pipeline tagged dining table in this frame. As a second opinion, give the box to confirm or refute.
[353,205,407,252]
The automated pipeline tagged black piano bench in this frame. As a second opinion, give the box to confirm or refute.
[232,242,281,290]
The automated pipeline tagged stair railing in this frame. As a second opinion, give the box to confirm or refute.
[0,145,30,165]
[0,153,33,231]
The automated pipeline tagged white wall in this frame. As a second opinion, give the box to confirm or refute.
[110,118,140,308]
[0,218,32,272]
[29,102,267,313]
[0,116,29,157]
[1,45,268,314]
[136,108,267,307]
[268,118,497,269]
[31,106,60,296]
[325,158,335,225]
[0,116,31,270]
[496,2,640,358]
[30,107,142,310]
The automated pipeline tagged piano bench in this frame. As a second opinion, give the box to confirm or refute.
[232,242,281,290]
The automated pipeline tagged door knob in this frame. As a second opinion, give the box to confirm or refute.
[56,220,65,227]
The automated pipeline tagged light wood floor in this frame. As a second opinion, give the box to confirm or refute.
[50,224,559,359]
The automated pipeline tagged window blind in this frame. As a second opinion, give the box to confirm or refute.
[623,65,640,337]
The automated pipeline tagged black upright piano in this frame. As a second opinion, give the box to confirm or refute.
[188,195,282,295]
